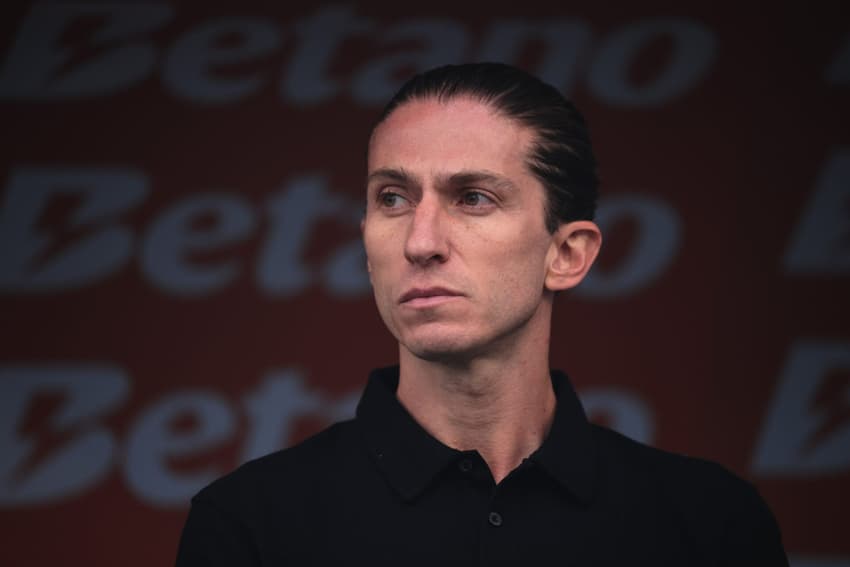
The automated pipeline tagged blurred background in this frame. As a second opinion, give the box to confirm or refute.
[1,2,848,566]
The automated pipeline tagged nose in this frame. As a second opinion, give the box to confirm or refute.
[404,194,449,267]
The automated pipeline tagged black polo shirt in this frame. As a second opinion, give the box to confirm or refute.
[176,366,788,566]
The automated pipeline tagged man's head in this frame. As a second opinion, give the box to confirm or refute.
[362,63,601,363]
[373,62,598,233]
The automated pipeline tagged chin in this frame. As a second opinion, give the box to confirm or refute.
[400,329,488,363]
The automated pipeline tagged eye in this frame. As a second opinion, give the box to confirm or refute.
[459,191,495,208]
[378,190,409,209]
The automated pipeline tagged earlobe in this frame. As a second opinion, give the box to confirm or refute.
[544,221,602,292]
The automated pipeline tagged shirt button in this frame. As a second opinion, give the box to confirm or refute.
[488,512,503,527]
[458,459,473,472]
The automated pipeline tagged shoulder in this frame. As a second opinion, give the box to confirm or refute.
[191,419,360,517]
[177,420,363,565]
[591,425,787,564]
[592,423,750,492]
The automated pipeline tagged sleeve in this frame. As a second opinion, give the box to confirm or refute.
[175,495,262,567]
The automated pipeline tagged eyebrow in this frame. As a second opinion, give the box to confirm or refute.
[366,167,418,187]
[366,168,517,192]
[439,170,518,192]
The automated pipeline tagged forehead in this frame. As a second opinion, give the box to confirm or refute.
[368,97,535,177]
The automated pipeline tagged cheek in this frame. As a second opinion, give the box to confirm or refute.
[475,246,544,318]
[363,231,400,303]
[363,226,390,271]
[494,229,550,281]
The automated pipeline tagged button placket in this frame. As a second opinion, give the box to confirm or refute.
[488,511,503,527]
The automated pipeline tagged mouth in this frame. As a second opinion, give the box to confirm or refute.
[399,287,464,307]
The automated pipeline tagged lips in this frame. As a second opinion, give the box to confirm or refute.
[399,287,463,304]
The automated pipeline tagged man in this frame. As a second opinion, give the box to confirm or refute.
[176,63,788,566]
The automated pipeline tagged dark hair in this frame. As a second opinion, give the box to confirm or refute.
[374,62,598,231]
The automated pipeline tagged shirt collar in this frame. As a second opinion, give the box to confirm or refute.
[355,366,597,504]
[531,369,597,504]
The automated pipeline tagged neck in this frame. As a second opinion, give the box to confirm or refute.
[396,324,556,484]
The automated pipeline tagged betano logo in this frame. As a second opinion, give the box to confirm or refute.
[0,364,652,507]
[0,166,681,298]
[1,5,716,106]
[2,339,848,509]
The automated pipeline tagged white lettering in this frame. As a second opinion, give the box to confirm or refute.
[0,4,171,98]
[323,239,371,297]
[351,20,466,104]
[784,149,850,274]
[580,388,654,444]
[164,18,281,103]
[1,168,683,297]
[752,341,850,475]
[242,371,324,462]
[578,194,681,297]
[125,392,236,506]
[0,167,147,291]
[257,175,347,295]
[0,365,128,504]
[476,20,592,94]
[788,557,850,567]
[0,365,661,506]
[1,8,716,106]
[282,6,373,104]
[588,19,715,106]
[141,194,256,295]
[826,33,850,85]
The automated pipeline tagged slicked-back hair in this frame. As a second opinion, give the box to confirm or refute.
[373,62,599,232]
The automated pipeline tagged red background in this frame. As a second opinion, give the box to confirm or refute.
[1,3,848,566]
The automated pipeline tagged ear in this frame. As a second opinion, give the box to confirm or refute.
[544,221,602,292]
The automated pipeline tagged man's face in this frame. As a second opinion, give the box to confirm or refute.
[363,97,559,362]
